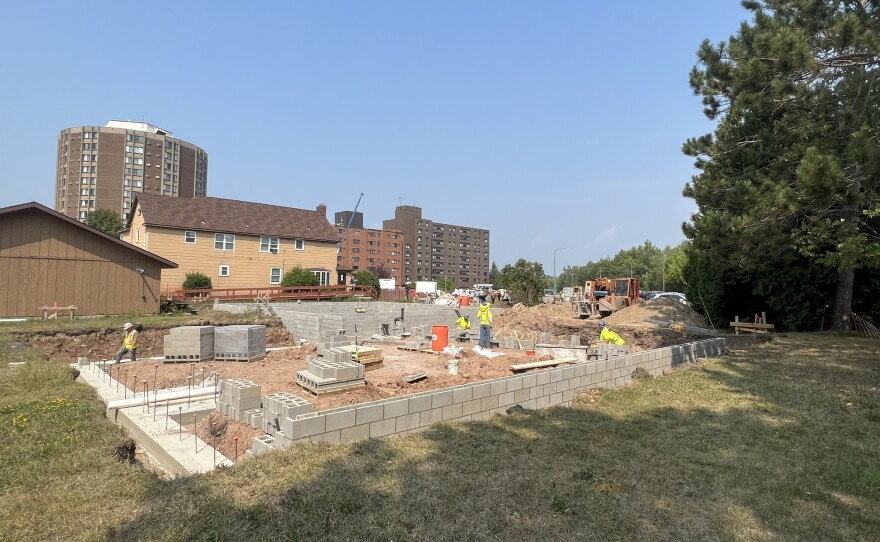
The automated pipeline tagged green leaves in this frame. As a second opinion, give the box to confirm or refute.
[84,209,123,237]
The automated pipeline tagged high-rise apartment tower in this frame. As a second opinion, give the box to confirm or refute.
[55,121,208,222]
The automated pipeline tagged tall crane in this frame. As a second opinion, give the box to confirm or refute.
[337,192,365,256]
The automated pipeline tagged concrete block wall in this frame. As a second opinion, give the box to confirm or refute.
[163,326,215,361]
[216,301,506,349]
[250,338,725,455]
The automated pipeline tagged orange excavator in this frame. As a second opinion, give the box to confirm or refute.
[571,277,640,319]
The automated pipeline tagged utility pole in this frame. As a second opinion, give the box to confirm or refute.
[553,247,566,292]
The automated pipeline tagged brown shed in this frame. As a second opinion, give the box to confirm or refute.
[0,202,177,317]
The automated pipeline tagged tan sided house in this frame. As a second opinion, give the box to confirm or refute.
[123,194,339,293]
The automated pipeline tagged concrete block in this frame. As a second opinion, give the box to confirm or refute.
[325,409,357,432]
[471,383,491,399]
[356,403,384,425]
[441,403,463,421]
[522,374,537,388]
[535,371,551,385]
[340,424,370,443]
[452,387,473,404]
[471,410,491,421]
[395,413,421,432]
[420,408,442,426]
[462,398,482,416]
[312,430,341,444]
[431,390,453,409]
[513,388,530,403]
[383,399,409,419]
[490,381,506,396]
[369,418,396,438]
[498,392,515,407]
[481,395,500,411]
[408,394,432,413]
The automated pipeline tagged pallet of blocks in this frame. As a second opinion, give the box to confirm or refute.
[332,344,384,370]
[296,356,365,395]
[163,325,214,362]
[214,325,267,361]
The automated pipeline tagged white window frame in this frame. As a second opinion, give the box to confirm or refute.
[214,233,235,251]
[219,265,230,277]
[184,231,197,244]
[260,236,280,253]
[312,270,330,285]
[294,239,305,251]
[269,267,282,285]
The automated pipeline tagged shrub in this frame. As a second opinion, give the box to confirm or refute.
[281,267,320,287]
[183,272,212,290]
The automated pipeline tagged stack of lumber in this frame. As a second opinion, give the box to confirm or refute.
[334,344,384,370]
[852,313,880,339]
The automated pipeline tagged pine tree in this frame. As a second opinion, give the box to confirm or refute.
[684,0,880,330]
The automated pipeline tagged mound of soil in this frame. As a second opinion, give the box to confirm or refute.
[605,298,708,328]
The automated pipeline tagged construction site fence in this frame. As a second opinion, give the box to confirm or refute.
[162,285,377,302]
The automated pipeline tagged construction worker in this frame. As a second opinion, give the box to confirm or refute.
[598,320,625,345]
[455,314,471,339]
[477,299,493,348]
[114,322,140,364]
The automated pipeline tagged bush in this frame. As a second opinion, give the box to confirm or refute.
[281,267,320,287]
[183,272,212,290]
[352,270,379,297]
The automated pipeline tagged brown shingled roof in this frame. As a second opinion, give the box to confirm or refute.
[132,194,338,242]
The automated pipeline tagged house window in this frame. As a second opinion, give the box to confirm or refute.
[219,265,230,277]
[185,231,196,244]
[294,239,305,250]
[269,268,282,284]
[260,236,280,253]
[312,270,330,285]
[214,233,235,250]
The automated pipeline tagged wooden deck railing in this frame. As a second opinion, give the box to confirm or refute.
[162,284,376,302]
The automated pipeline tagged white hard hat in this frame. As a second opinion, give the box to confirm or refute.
[124,322,133,330]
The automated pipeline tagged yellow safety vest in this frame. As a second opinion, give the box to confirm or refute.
[477,304,493,326]
[600,328,625,345]
[456,316,471,331]
[124,330,139,349]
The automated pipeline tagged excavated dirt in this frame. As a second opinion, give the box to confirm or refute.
[23,300,714,456]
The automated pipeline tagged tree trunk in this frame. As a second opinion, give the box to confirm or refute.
[831,265,854,331]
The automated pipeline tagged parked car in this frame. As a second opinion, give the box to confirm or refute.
[652,292,688,305]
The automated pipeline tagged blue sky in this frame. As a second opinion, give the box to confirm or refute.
[0,1,749,274]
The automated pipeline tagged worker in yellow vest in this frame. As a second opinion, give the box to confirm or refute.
[477,298,493,348]
[598,320,625,345]
[455,314,471,340]
[114,322,141,364]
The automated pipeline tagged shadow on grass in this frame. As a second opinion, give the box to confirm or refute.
[104,337,880,542]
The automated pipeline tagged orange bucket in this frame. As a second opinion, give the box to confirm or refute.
[431,324,449,352]
[459,296,471,306]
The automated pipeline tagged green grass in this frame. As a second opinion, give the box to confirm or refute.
[1,333,878,541]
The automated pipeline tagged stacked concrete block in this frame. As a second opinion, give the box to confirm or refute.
[214,325,267,361]
[251,434,276,456]
[296,357,365,395]
[263,391,313,433]
[163,326,215,362]
[216,379,262,423]
[537,332,552,345]
[317,330,353,357]
[596,343,630,359]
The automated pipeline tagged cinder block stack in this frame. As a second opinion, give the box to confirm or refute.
[215,379,262,422]
[251,434,276,456]
[263,391,313,433]
[296,356,365,395]
[214,325,267,361]
[163,326,215,362]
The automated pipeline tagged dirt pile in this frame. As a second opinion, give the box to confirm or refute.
[605,298,708,328]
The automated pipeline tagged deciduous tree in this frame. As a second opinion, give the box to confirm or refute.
[85,209,123,237]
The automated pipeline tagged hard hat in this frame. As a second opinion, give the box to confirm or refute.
[599,320,606,327]
[124,322,133,330]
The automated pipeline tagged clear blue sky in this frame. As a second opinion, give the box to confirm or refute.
[0,0,749,274]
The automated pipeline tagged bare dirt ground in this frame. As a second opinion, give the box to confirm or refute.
[19,299,715,457]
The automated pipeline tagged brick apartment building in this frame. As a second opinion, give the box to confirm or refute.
[335,211,405,286]
[55,120,208,223]
[383,205,490,288]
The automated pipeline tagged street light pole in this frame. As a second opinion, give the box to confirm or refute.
[553,247,566,293]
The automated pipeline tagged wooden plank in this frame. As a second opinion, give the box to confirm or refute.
[729,322,775,329]
[509,357,579,372]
